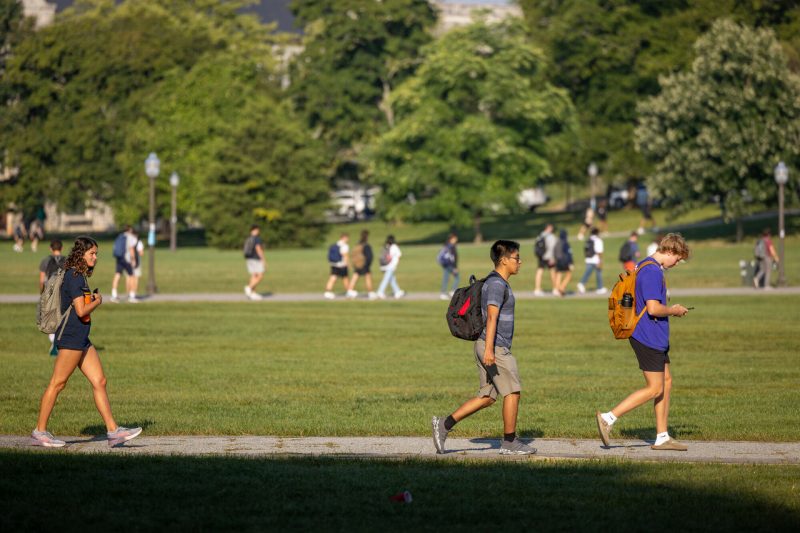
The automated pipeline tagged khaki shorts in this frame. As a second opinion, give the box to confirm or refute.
[474,339,522,400]
[246,259,264,275]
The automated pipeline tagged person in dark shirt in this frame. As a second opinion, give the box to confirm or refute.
[31,236,142,449]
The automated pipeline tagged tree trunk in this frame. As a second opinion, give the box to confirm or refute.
[565,182,571,210]
[379,78,394,128]
[736,218,743,243]
[473,214,483,243]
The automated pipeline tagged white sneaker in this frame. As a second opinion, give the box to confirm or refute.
[577,283,586,294]
[596,287,607,295]
[552,289,561,296]
[128,296,139,303]
[439,293,450,301]
[368,292,378,300]
[376,293,386,300]
[110,296,120,303]
[637,227,645,235]
[323,291,335,299]
[244,286,253,297]
[249,292,263,300]
[346,290,358,299]
[394,290,406,299]
[534,289,545,296]
[577,234,584,241]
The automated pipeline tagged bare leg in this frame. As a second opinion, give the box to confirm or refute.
[610,370,664,418]
[502,392,520,434]
[77,346,117,432]
[36,348,84,431]
[348,273,360,291]
[111,272,121,293]
[653,364,672,434]
[249,272,263,291]
[364,273,374,292]
[559,269,573,293]
[534,267,544,291]
[451,396,496,422]
[324,274,337,292]
[549,268,557,290]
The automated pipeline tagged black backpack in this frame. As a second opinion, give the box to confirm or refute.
[534,236,546,259]
[618,241,633,262]
[446,272,508,341]
[584,237,596,258]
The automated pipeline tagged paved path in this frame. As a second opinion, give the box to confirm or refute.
[2,435,798,464]
[2,286,799,304]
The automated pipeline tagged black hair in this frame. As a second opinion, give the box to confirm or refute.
[490,239,520,266]
[251,224,260,231]
[591,227,600,236]
[386,235,396,245]
[360,229,369,243]
[50,239,63,251]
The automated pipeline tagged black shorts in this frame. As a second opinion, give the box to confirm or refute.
[537,258,553,269]
[630,336,670,372]
[115,257,133,275]
[330,266,348,278]
[355,266,370,276]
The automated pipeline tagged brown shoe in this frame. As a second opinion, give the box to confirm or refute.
[595,411,611,446]
[650,438,688,451]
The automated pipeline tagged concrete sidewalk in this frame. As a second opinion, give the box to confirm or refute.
[2,286,799,304]
[2,435,798,464]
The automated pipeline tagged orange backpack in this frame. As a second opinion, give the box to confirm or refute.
[608,259,660,339]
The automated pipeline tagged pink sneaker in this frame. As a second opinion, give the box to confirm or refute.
[107,426,142,447]
[31,430,66,448]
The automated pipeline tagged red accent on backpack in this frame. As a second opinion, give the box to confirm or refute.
[458,296,471,316]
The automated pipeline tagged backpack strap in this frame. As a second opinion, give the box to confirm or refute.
[484,271,509,308]
[633,259,664,321]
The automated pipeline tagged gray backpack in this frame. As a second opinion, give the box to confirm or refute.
[36,268,72,338]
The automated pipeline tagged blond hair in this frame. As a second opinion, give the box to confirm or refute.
[657,233,690,260]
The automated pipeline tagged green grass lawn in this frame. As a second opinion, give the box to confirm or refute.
[1,452,798,531]
[2,297,798,441]
[1,207,798,294]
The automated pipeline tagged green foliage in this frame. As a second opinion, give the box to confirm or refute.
[289,0,437,179]
[520,0,800,185]
[635,19,800,222]
[364,19,578,231]
[0,0,330,248]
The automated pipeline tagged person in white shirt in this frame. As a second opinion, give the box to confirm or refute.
[324,233,350,299]
[376,235,405,299]
[577,227,606,294]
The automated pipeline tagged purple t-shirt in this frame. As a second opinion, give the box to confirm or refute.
[632,259,669,351]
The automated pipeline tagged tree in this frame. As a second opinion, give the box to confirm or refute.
[635,19,800,240]
[289,0,437,182]
[519,0,800,187]
[364,19,579,241]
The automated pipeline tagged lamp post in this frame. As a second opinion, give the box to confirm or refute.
[774,161,788,287]
[169,171,180,252]
[145,152,160,295]
[588,162,598,212]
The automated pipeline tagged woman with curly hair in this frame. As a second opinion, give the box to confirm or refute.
[31,236,142,448]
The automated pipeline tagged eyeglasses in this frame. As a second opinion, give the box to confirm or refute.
[507,255,522,263]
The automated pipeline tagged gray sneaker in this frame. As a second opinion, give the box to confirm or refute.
[31,430,66,448]
[107,426,142,447]
[595,411,612,446]
[431,416,449,454]
[500,438,536,455]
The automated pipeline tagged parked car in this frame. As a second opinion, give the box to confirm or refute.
[517,186,549,211]
[330,186,380,221]
[607,186,630,209]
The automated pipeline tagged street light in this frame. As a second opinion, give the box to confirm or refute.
[588,162,598,211]
[145,152,160,295]
[774,161,789,287]
[169,171,180,252]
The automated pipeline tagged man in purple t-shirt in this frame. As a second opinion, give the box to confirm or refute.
[595,233,691,451]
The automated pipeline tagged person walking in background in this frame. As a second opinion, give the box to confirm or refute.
[324,233,350,299]
[533,223,557,296]
[596,199,609,235]
[577,206,594,241]
[553,229,574,296]
[29,218,44,253]
[110,226,137,303]
[595,233,691,451]
[753,228,780,289]
[431,240,535,455]
[577,227,605,294]
[12,213,27,252]
[646,234,662,257]
[438,233,460,300]
[619,232,640,272]
[636,184,658,235]
[31,236,142,449]
[376,235,405,299]
[243,225,266,300]
[39,239,66,356]
[347,230,376,300]
[128,229,144,302]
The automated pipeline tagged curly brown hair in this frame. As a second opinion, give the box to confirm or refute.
[64,236,99,277]
[657,233,690,261]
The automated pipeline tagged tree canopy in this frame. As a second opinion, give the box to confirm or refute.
[364,19,579,239]
[635,19,800,231]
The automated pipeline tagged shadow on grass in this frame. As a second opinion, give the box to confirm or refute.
[1,452,797,531]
